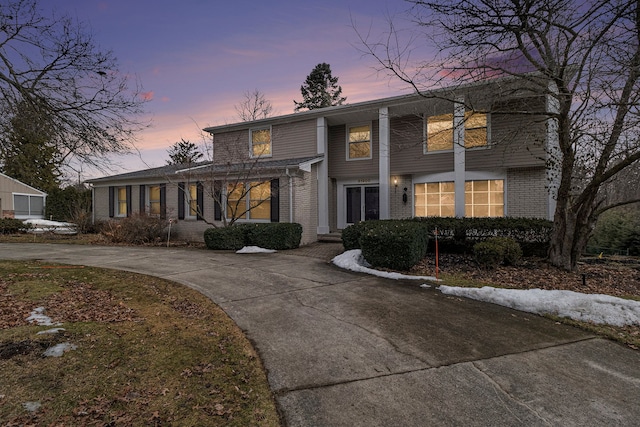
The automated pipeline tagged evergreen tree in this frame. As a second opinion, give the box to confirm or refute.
[166,139,204,165]
[1,101,61,192]
[294,63,346,111]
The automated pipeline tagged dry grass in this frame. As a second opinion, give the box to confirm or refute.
[0,261,280,426]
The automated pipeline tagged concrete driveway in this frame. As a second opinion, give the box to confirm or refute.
[1,243,639,426]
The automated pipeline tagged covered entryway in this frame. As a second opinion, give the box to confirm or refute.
[345,185,379,225]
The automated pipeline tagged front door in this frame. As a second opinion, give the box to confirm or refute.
[346,185,379,225]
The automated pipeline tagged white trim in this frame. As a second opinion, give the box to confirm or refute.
[12,192,46,219]
[316,117,330,234]
[379,107,390,220]
[412,170,507,218]
[345,122,373,161]
[336,179,380,230]
[454,98,466,217]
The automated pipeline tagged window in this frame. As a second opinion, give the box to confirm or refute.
[465,179,504,217]
[426,114,454,152]
[414,182,455,217]
[148,185,161,215]
[13,194,45,218]
[347,124,371,159]
[425,111,488,152]
[414,179,504,218]
[117,187,127,216]
[250,128,271,157]
[186,183,198,218]
[226,181,271,220]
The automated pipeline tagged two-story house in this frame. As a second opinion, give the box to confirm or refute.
[87,77,557,245]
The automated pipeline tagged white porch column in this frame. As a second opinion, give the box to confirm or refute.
[316,117,330,234]
[453,98,466,217]
[379,107,390,219]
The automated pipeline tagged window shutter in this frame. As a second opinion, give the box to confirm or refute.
[197,182,204,221]
[125,185,132,217]
[178,182,185,220]
[270,179,279,222]
[108,186,115,218]
[214,185,221,221]
[160,183,167,219]
[139,185,145,213]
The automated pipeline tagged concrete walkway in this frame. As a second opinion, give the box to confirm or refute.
[1,243,639,426]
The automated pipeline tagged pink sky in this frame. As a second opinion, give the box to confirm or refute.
[51,0,421,179]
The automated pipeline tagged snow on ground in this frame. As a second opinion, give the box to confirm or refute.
[26,307,62,326]
[23,219,77,235]
[236,246,277,254]
[332,249,439,281]
[333,249,640,327]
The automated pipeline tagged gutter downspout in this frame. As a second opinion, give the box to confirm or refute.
[286,167,293,222]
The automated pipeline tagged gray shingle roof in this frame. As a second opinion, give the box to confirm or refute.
[85,156,323,184]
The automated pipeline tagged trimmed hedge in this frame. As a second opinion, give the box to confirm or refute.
[342,217,553,270]
[204,225,247,250]
[359,221,428,271]
[204,223,303,251]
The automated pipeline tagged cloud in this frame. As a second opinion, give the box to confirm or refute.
[140,91,154,101]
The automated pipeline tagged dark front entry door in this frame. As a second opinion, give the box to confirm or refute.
[346,185,379,224]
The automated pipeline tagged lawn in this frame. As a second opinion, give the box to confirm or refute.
[0,260,280,426]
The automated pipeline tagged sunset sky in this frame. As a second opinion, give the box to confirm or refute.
[50,0,422,178]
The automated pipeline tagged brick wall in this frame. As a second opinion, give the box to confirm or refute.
[390,175,413,219]
[507,167,548,218]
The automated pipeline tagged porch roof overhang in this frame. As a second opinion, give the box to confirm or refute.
[173,155,325,179]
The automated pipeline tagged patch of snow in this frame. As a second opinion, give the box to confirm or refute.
[23,219,77,235]
[333,248,640,327]
[23,401,41,412]
[438,285,640,327]
[236,246,277,254]
[43,342,77,357]
[37,327,66,335]
[26,307,61,326]
[332,249,439,281]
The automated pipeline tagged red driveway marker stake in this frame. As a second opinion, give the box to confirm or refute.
[435,227,439,280]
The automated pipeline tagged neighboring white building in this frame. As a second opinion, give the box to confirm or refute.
[0,172,47,219]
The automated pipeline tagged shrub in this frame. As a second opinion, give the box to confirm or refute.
[360,221,428,271]
[341,223,362,250]
[246,223,302,250]
[204,223,303,251]
[204,226,247,250]
[101,213,168,244]
[0,218,30,234]
[474,237,522,269]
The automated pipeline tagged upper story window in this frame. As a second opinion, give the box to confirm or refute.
[250,127,272,158]
[425,111,488,152]
[148,185,161,215]
[347,123,372,160]
[117,187,127,217]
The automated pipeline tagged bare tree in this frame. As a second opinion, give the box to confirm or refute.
[235,89,274,121]
[358,0,640,271]
[0,0,148,177]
